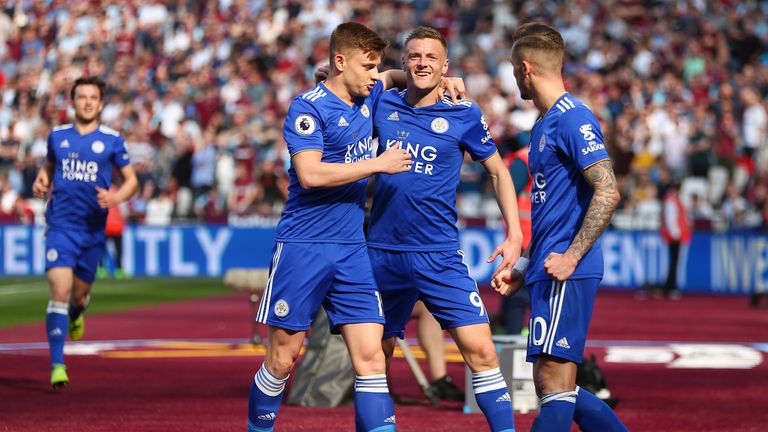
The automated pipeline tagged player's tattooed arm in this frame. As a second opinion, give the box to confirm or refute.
[567,159,621,260]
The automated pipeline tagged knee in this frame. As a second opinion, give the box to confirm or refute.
[352,344,386,375]
[464,342,499,372]
[266,346,300,377]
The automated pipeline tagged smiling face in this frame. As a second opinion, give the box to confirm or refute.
[402,37,448,93]
[72,83,104,124]
[339,48,382,98]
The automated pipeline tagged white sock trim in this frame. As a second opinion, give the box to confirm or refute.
[47,301,68,315]
[254,363,288,397]
[540,390,578,405]
[355,374,390,393]
[473,367,507,394]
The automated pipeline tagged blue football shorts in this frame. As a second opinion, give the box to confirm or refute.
[526,278,600,364]
[255,242,384,334]
[368,249,490,339]
[45,227,106,284]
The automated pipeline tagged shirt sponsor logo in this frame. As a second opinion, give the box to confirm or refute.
[62,159,99,182]
[346,136,374,163]
[579,124,596,141]
[384,132,437,176]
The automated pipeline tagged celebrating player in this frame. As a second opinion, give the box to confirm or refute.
[34,76,138,388]
[367,26,523,432]
[247,22,413,432]
[492,23,627,431]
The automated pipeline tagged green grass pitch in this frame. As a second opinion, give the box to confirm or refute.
[0,277,230,329]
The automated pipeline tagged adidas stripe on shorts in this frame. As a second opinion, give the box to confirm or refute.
[526,278,600,364]
[255,242,385,334]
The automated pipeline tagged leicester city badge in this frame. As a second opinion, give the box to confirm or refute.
[46,248,58,262]
[361,104,370,118]
[538,134,546,152]
[274,299,290,317]
[430,117,449,134]
[91,140,105,154]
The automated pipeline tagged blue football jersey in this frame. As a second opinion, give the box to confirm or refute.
[367,90,497,251]
[276,81,383,243]
[526,93,610,284]
[45,124,131,232]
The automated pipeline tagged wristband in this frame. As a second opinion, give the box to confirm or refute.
[512,257,529,274]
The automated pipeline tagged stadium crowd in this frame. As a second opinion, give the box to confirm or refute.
[0,0,766,230]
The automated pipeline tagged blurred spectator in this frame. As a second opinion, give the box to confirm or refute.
[228,161,259,216]
[660,180,691,299]
[0,0,764,230]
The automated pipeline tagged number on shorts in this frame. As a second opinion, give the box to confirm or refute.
[469,292,485,316]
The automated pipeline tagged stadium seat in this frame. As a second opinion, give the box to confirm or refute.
[680,177,709,208]
[707,166,729,204]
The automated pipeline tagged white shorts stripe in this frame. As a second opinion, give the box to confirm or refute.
[545,281,566,354]
[256,242,283,323]
[544,281,557,353]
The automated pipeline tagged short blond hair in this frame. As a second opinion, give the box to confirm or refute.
[330,22,389,62]
[511,22,564,74]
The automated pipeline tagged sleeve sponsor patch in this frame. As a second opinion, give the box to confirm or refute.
[294,115,316,136]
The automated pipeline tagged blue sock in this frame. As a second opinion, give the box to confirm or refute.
[354,374,396,432]
[531,390,577,432]
[472,367,516,432]
[46,301,68,366]
[248,363,288,432]
[68,295,90,320]
[574,386,627,431]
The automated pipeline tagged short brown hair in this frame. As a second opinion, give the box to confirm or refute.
[329,22,388,62]
[70,76,106,101]
[511,22,564,73]
[404,26,447,54]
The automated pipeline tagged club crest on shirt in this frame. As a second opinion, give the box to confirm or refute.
[538,134,546,152]
[361,104,370,118]
[46,248,58,262]
[294,115,316,136]
[430,117,449,134]
[274,299,290,317]
[91,141,105,154]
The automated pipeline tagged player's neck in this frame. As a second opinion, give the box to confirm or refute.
[74,119,99,135]
[323,76,355,106]
[406,85,440,108]
[533,80,567,115]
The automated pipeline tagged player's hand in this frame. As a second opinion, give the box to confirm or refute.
[487,238,521,280]
[96,186,117,208]
[439,77,466,103]
[491,269,524,297]
[376,146,413,174]
[314,62,330,83]
[544,252,579,282]
[32,175,50,198]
